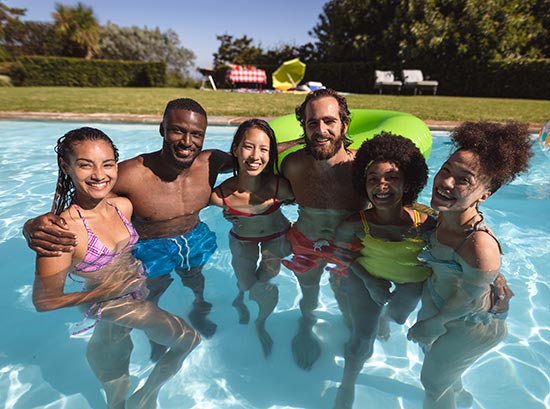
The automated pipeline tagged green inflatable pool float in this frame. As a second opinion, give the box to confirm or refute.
[269,109,432,166]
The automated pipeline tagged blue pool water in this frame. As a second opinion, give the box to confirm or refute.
[0,120,549,409]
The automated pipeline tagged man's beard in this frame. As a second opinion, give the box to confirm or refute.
[164,141,198,169]
[305,132,345,160]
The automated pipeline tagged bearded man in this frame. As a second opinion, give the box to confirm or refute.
[280,89,368,370]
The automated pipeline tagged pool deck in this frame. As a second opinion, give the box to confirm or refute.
[0,110,461,130]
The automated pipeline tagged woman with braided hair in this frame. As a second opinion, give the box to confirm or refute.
[32,127,200,409]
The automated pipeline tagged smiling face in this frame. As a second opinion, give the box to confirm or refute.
[160,108,207,169]
[365,161,405,209]
[431,149,491,213]
[232,127,271,176]
[304,96,348,160]
[62,139,117,203]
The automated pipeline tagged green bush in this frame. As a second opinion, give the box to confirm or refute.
[10,56,166,87]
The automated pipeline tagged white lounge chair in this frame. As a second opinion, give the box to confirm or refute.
[374,70,402,94]
[401,69,439,95]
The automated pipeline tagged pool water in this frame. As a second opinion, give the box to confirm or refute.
[0,120,549,409]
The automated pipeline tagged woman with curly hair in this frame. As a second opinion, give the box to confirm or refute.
[333,132,436,409]
[407,122,533,409]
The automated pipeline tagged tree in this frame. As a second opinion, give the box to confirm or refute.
[52,2,99,59]
[97,22,195,78]
[212,34,263,67]
[2,20,62,57]
[0,1,26,59]
[309,0,402,64]
[309,0,549,67]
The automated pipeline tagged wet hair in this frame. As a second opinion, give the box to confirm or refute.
[162,98,207,122]
[230,118,279,176]
[295,88,352,148]
[450,121,534,193]
[52,127,119,215]
[352,132,428,206]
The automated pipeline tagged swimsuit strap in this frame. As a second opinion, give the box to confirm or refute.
[72,204,93,235]
[221,178,282,217]
[412,209,421,227]
[359,210,370,234]
[452,212,502,262]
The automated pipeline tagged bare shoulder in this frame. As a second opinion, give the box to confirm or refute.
[276,176,294,202]
[210,176,236,207]
[280,149,309,177]
[459,231,501,271]
[109,196,133,219]
[115,155,147,195]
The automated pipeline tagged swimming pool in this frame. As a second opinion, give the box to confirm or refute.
[1,120,549,409]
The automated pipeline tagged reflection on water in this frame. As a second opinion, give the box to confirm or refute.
[0,122,549,408]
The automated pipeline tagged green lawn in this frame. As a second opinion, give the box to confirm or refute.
[0,87,548,126]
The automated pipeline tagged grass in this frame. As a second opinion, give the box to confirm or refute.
[0,87,548,127]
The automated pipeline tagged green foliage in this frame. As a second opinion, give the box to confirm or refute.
[213,34,264,68]
[10,56,166,87]
[311,0,402,64]
[52,2,99,59]
[310,0,549,69]
[97,23,195,77]
[2,20,63,57]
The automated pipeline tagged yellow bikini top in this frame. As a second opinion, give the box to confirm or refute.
[356,209,432,284]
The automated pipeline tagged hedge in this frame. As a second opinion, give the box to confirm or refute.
[217,59,549,100]
[10,56,166,87]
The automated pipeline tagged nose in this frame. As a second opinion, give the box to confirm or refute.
[181,132,192,145]
[91,166,106,180]
[318,120,329,135]
[250,147,260,159]
[439,174,454,188]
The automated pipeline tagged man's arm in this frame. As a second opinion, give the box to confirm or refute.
[23,214,77,256]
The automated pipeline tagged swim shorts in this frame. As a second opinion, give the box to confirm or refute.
[281,225,343,275]
[132,222,217,279]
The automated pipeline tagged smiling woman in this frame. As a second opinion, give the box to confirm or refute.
[32,127,201,409]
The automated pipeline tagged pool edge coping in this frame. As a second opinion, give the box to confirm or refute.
[0,111,542,132]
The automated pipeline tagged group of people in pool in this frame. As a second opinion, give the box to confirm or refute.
[24,88,534,409]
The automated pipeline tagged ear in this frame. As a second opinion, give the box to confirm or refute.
[159,121,165,137]
[342,120,349,135]
[477,190,492,204]
[58,158,69,174]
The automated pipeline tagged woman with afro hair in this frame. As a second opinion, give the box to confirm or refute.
[407,122,533,409]
[333,132,436,409]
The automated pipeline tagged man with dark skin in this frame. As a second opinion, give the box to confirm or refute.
[24,98,232,359]
[280,88,367,370]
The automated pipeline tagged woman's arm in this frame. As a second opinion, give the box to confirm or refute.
[408,232,500,348]
[33,254,143,312]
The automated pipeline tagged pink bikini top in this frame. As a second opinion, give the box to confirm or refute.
[72,203,139,273]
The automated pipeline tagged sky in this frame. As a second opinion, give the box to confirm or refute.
[6,0,329,73]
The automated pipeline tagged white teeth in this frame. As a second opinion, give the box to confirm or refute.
[375,193,389,199]
[437,189,452,199]
[89,182,107,188]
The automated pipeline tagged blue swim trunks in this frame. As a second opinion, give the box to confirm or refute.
[132,222,217,279]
